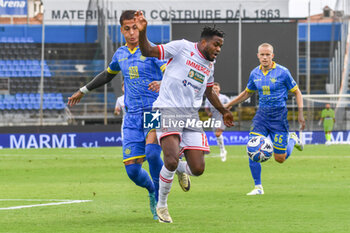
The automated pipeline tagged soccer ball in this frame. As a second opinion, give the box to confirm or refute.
[246,136,273,163]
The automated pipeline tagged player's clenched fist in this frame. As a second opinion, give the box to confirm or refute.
[223,111,234,127]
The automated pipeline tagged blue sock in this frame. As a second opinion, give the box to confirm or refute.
[125,163,155,194]
[286,138,296,159]
[145,144,163,202]
[249,159,262,185]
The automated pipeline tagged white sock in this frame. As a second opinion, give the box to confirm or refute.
[158,165,175,208]
[176,160,193,176]
[217,135,225,151]
[255,184,263,189]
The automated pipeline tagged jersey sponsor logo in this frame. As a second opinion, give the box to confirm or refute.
[118,57,128,63]
[129,66,139,79]
[182,79,200,93]
[187,69,204,84]
[186,60,210,76]
[139,55,146,61]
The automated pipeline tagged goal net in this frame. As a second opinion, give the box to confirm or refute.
[289,94,350,144]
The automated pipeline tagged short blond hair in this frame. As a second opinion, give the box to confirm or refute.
[258,43,274,53]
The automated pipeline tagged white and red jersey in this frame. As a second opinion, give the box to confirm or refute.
[153,39,215,110]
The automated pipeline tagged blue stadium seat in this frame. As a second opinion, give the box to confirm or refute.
[15,93,23,100]
[0,37,7,43]
[5,103,12,110]
[26,37,34,43]
[12,103,19,110]
[26,103,33,110]
[7,37,14,43]
[54,102,65,110]
[0,103,4,110]
[44,71,51,77]
[26,60,33,65]
[18,71,25,77]
[20,37,27,43]
[24,71,31,77]
[19,103,26,110]
[32,103,40,110]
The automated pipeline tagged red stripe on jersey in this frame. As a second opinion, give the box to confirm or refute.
[166,58,173,66]
[160,175,173,183]
[195,43,206,60]
[157,45,164,60]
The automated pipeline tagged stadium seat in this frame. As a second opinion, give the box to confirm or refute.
[7,37,14,43]
[5,103,12,110]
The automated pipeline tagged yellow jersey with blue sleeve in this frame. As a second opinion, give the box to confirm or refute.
[107,45,166,114]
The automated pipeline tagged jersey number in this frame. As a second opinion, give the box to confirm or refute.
[274,134,283,144]
[129,66,139,79]
[262,86,270,95]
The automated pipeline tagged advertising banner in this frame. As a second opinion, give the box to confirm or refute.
[0,131,348,149]
[0,0,27,15]
[42,0,289,25]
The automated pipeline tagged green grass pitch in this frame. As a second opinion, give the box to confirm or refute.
[0,145,349,233]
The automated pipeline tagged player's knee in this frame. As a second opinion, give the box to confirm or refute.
[274,154,286,163]
[125,164,141,180]
[163,155,178,171]
[189,164,205,176]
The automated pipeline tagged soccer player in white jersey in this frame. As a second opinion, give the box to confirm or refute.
[204,82,231,162]
[134,11,234,223]
[114,82,125,139]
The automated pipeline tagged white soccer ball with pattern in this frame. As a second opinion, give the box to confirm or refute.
[246,136,273,162]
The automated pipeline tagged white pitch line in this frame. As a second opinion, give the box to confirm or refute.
[0,200,92,210]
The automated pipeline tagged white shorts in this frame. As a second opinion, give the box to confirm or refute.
[157,131,210,155]
[155,108,210,154]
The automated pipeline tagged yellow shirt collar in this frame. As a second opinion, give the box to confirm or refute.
[260,62,276,76]
[125,43,139,54]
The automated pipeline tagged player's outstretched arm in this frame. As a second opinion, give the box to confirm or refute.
[134,11,159,58]
[67,70,115,107]
[293,88,305,130]
[225,90,253,108]
[205,86,234,127]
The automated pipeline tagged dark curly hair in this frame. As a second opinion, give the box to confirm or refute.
[200,26,224,40]
[120,10,136,25]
